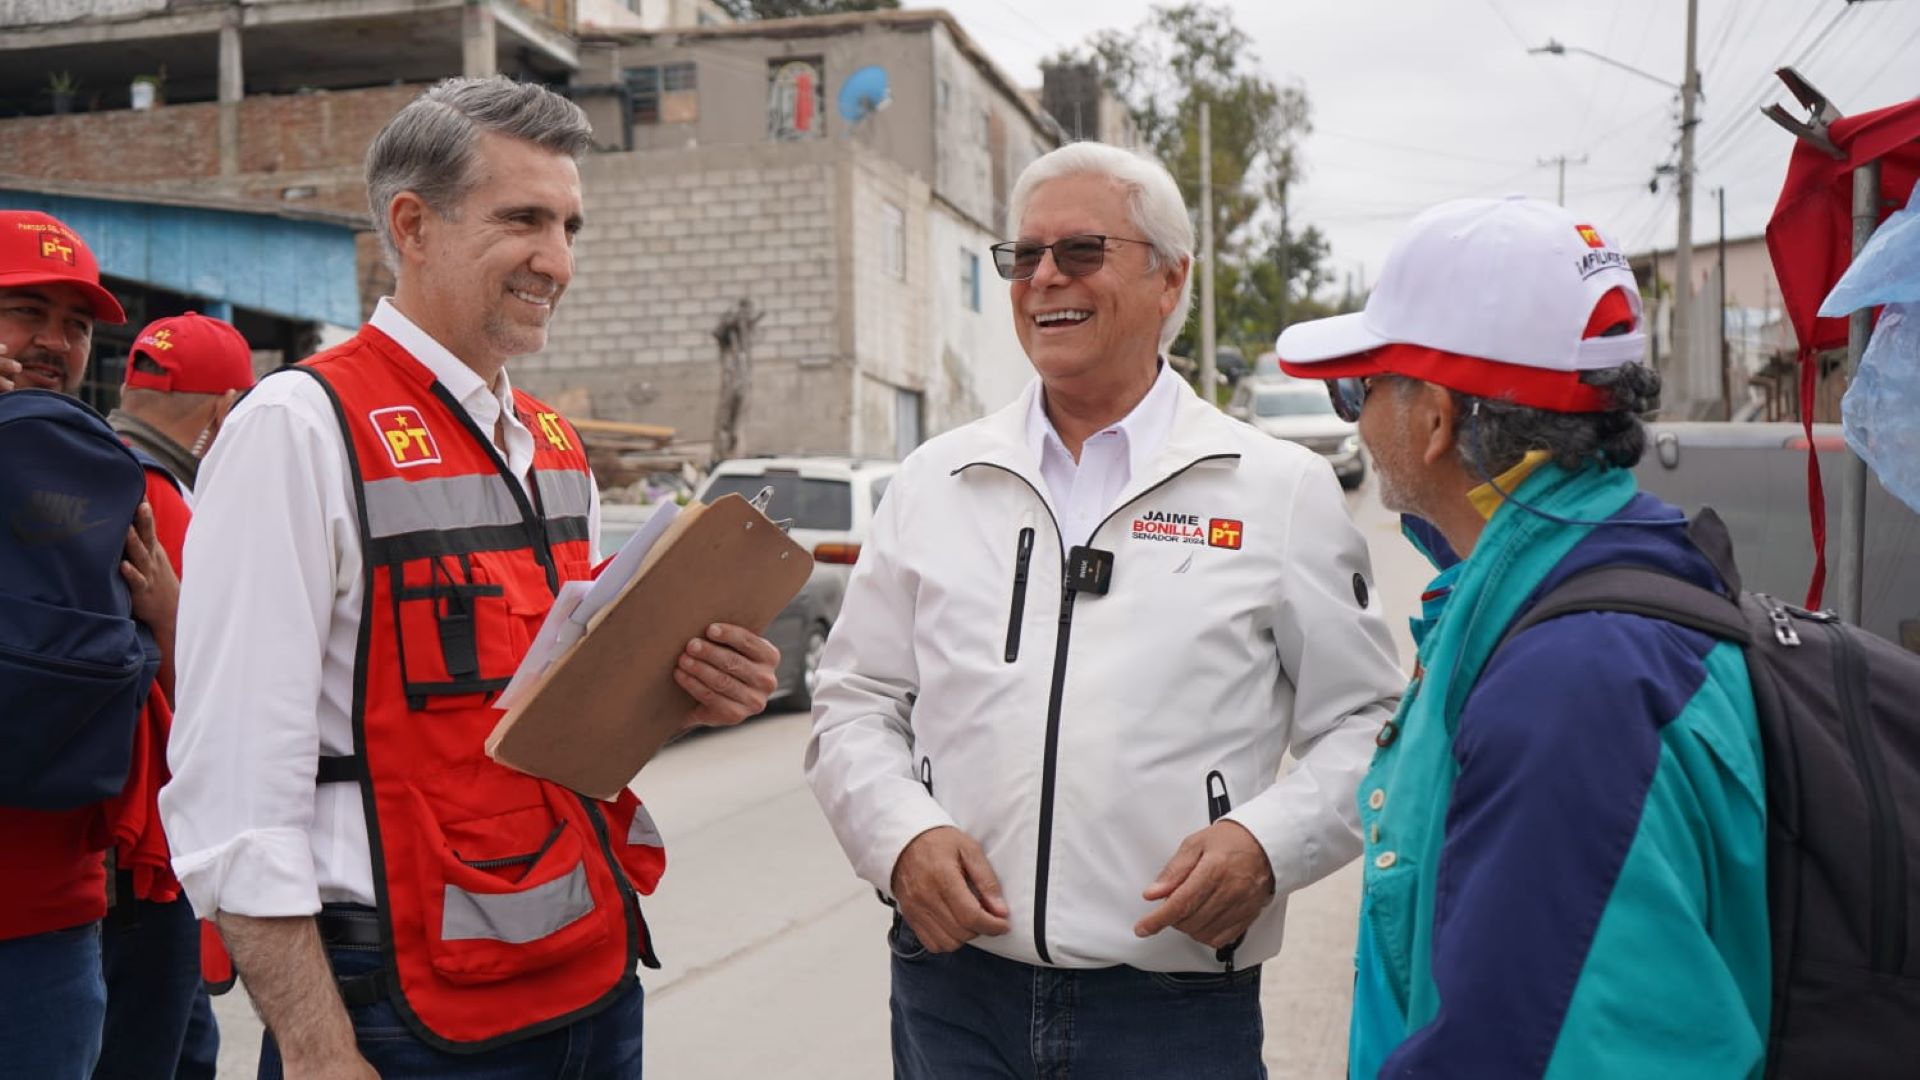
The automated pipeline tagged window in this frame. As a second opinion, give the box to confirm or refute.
[624,66,661,126]
[869,475,892,510]
[961,248,980,312]
[702,474,853,531]
[663,63,697,92]
[624,63,697,126]
[882,202,905,281]
[768,57,826,140]
[894,389,924,459]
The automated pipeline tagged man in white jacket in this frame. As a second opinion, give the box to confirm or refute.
[805,142,1405,1078]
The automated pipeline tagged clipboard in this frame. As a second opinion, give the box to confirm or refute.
[485,493,814,799]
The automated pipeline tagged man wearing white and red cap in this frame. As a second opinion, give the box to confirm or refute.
[1276,195,1769,1078]
[109,311,256,496]
[0,209,182,1078]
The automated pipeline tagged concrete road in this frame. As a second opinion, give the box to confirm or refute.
[213,477,1428,1078]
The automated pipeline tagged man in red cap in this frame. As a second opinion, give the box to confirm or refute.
[0,209,182,1078]
[93,312,255,1080]
[109,311,256,495]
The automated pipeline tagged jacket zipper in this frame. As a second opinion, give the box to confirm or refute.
[920,757,933,795]
[1005,527,1035,662]
[956,453,1239,965]
[1205,770,1243,972]
[1824,618,1906,972]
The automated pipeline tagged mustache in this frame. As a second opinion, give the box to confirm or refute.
[13,347,66,371]
[505,274,559,298]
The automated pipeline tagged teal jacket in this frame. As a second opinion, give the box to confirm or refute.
[1349,463,1770,1078]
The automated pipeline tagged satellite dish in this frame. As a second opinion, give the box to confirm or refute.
[837,66,892,124]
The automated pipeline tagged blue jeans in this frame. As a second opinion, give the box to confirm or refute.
[0,922,107,1080]
[258,947,645,1079]
[888,918,1267,1079]
[96,892,209,1080]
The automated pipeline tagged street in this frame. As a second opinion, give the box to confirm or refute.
[213,476,1429,1078]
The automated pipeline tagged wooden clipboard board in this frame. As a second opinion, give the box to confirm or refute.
[485,493,813,799]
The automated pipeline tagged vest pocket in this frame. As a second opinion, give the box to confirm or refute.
[391,555,516,710]
[405,782,611,985]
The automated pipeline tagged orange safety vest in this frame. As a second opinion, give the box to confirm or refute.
[293,327,665,1050]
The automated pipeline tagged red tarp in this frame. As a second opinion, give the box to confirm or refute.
[1766,97,1920,354]
[1763,96,1920,607]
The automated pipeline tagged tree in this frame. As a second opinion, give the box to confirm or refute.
[1055,3,1331,359]
[713,0,897,19]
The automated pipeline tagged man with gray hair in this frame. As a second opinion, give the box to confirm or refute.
[161,76,781,1077]
[805,142,1404,1076]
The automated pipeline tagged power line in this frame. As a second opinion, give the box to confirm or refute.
[1694,0,1855,167]
[1481,0,1532,49]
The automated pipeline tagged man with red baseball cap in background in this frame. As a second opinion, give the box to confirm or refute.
[0,209,183,1078]
[109,311,256,496]
[93,312,255,1080]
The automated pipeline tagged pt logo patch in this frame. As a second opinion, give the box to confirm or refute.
[535,411,572,452]
[1208,519,1244,550]
[1575,224,1605,249]
[139,328,175,352]
[369,406,441,469]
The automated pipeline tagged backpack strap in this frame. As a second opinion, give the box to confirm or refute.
[1498,564,1754,656]
[127,445,184,495]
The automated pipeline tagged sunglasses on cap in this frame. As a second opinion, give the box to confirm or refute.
[989,234,1155,281]
[1327,376,1389,423]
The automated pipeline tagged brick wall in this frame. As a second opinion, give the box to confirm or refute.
[0,84,422,317]
[522,140,857,456]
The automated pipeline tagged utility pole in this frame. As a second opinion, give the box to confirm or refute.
[1198,101,1217,403]
[1538,154,1587,206]
[1717,186,1731,419]
[1672,0,1701,400]
[1276,176,1290,330]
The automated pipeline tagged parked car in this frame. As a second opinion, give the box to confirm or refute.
[1227,377,1366,489]
[1632,421,1919,653]
[679,456,901,710]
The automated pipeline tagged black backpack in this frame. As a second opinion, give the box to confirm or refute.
[1500,509,1919,1078]
[0,389,159,810]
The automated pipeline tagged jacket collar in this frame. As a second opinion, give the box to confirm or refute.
[959,373,1243,503]
[108,408,199,490]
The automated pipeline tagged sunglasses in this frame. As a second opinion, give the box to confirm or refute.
[989,234,1155,281]
[1327,376,1385,423]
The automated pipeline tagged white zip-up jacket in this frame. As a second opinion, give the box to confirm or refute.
[805,376,1405,972]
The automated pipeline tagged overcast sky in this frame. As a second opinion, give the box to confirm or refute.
[912,0,1920,297]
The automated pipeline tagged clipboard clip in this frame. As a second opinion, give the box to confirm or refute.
[744,485,795,532]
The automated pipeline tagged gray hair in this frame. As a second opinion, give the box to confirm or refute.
[365,76,593,270]
[1450,363,1663,477]
[1007,142,1195,351]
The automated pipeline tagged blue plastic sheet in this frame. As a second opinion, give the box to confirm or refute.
[1819,178,1920,515]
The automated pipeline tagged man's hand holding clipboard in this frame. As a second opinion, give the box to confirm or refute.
[484,493,814,799]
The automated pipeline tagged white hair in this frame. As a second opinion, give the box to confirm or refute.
[1007,142,1195,351]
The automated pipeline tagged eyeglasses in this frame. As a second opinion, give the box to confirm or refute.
[1328,376,1384,423]
[989,234,1155,281]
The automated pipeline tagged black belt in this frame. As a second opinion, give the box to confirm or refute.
[316,906,388,1007]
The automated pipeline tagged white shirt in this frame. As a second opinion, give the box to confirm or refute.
[1026,361,1180,546]
[160,299,601,917]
